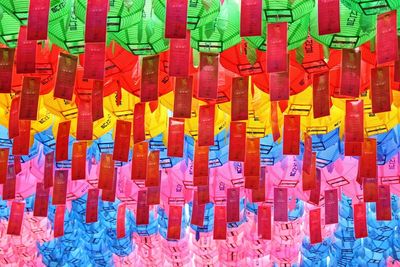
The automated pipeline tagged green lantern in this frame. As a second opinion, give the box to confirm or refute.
[190,0,241,53]
[74,0,144,33]
[341,0,400,16]
[153,0,220,30]
[0,0,71,25]
[111,0,169,55]
[0,7,21,47]
[261,0,314,23]
[310,2,376,49]
[48,0,86,54]
[244,0,313,51]
[245,14,310,51]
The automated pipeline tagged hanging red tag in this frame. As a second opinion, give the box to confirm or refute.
[85,0,108,42]
[117,204,126,239]
[3,165,16,200]
[54,53,77,101]
[165,0,188,39]
[136,190,149,225]
[8,97,20,139]
[147,186,161,205]
[371,66,391,114]
[193,143,209,186]
[317,0,340,35]
[197,185,210,205]
[71,141,87,180]
[16,26,36,74]
[271,101,280,142]
[141,55,159,102]
[340,50,361,97]
[145,151,160,187]
[302,134,313,176]
[132,142,148,181]
[76,99,93,141]
[267,22,288,73]
[198,105,215,146]
[324,189,338,224]
[376,11,398,64]
[360,138,377,178]
[14,156,21,175]
[313,71,330,118]
[309,169,321,205]
[54,205,65,238]
[55,121,71,162]
[167,205,183,240]
[52,170,68,205]
[167,118,185,157]
[269,72,289,101]
[363,177,378,202]
[309,208,322,244]
[345,141,363,157]
[191,191,205,226]
[102,168,117,202]
[240,0,262,37]
[376,185,391,221]
[7,202,25,236]
[274,187,288,222]
[27,0,50,40]
[133,102,145,144]
[92,80,104,121]
[83,42,106,80]
[229,122,246,162]
[0,148,9,184]
[213,206,227,240]
[227,187,240,223]
[258,205,271,240]
[303,153,317,191]
[231,77,248,121]
[33,182,49,217]
[44,152,54,188]
[169,34,191,77]
[98,153,115,190]
[12,120,31,156]
[0,48,15,93]
[283,115,300,155]
[86,188,99,223]
[19,77,40,120]
[113,120,132,162]
[198,53,219,100]
[354,202,368,238]
[345,100,364,143]
[244,138,260,189]
[252,167,266,202]
[173,77,193,118]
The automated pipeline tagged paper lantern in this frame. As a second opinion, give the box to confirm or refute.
[190,0,241,53]
[48,0,86,54]
[252,50,311,96]
[11,42,60,95]
[245,14,310,51]
[341,0,400,15]
[220,41,266,76]
[0,9,20,48]
[153,0,220,30]
[74,0,145,33]
[112,1,169,55]
[310,2,376,49]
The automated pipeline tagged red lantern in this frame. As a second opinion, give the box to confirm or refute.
[220,41,266,77]
[12,42,60,95]
[252,50,311,96]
